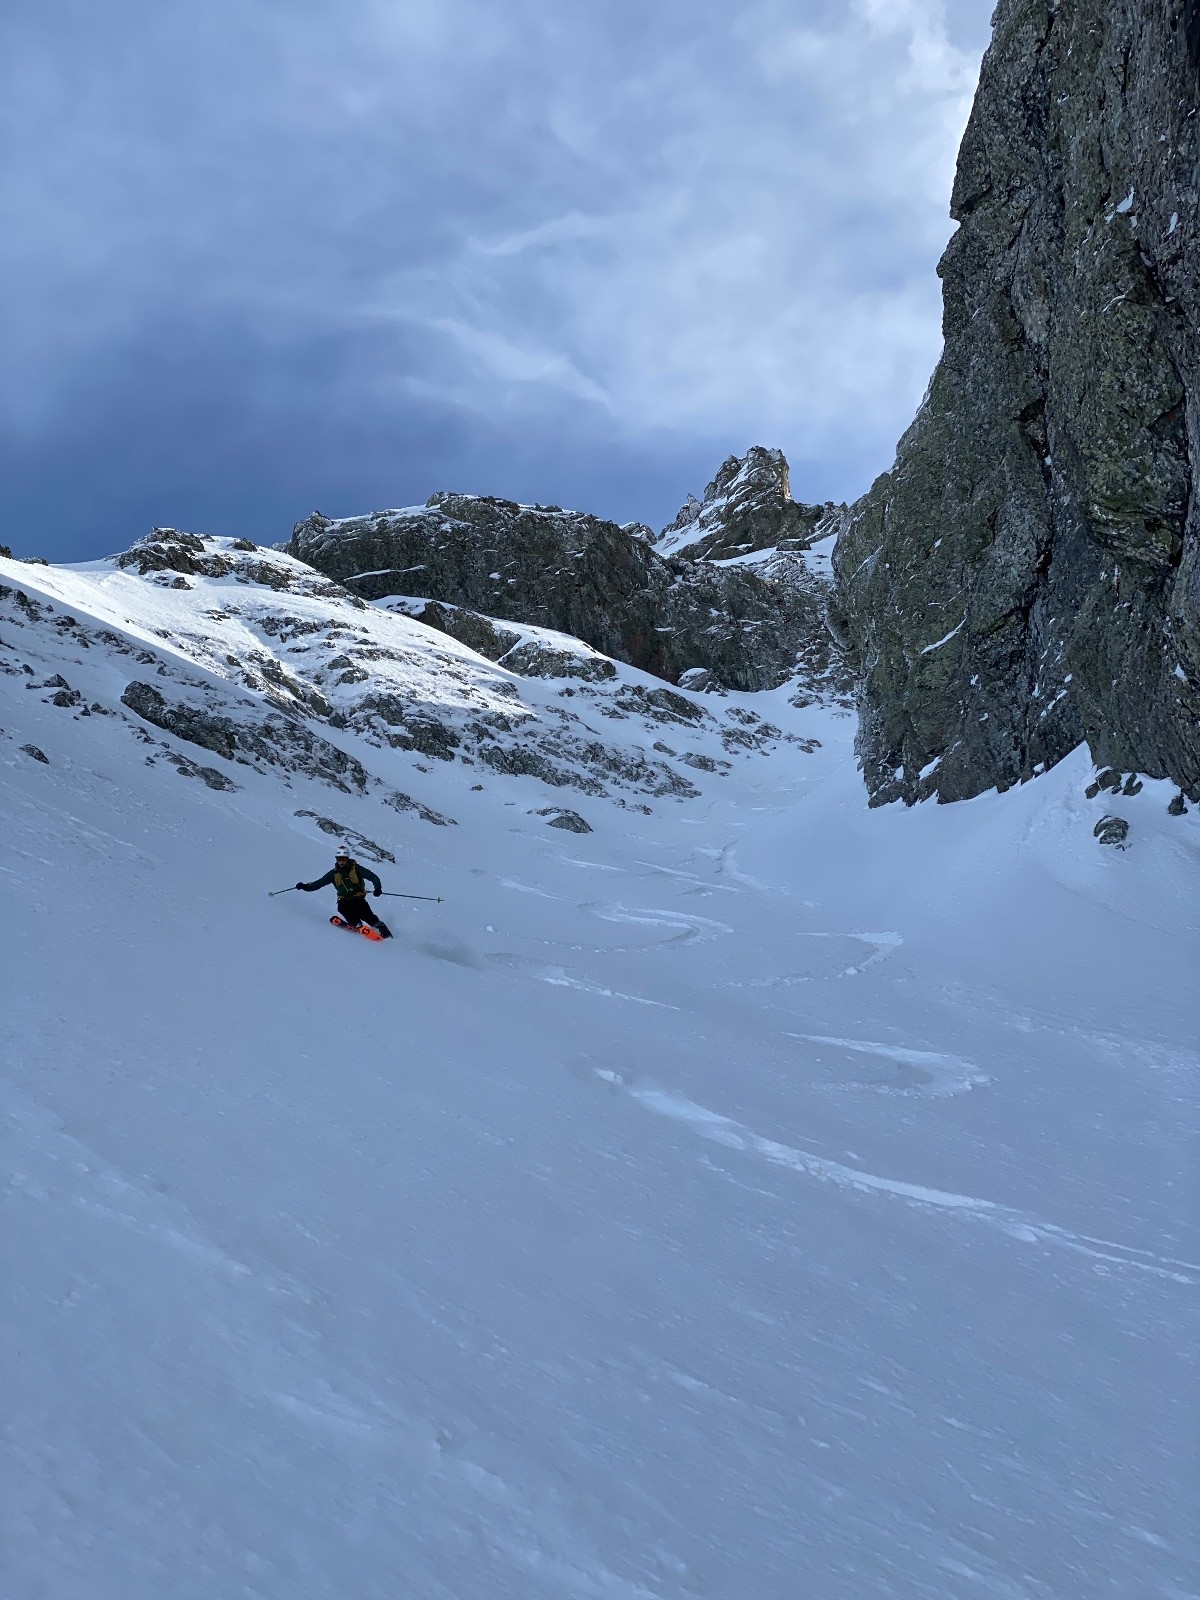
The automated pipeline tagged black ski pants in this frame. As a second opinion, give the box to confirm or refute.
[338,894,387,931]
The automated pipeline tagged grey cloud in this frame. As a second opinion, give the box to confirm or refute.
[1,0,994,549]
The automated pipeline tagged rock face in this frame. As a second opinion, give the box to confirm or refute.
[119,680,375,795]
[288,490,835,694]
[831,0,1200,805]
[655,447,840,561]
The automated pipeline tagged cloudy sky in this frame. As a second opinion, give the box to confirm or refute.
[2,0,993,561]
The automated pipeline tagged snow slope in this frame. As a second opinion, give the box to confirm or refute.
[2,548,1198,1600]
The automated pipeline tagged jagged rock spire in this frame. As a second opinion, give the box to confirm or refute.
[656,446,840,562]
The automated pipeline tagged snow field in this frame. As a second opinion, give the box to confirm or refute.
[2,549,1198,1600]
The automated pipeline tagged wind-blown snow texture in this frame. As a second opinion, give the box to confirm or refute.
[2,546,1198,1600]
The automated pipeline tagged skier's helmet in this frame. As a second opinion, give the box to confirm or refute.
[335,842,352,860]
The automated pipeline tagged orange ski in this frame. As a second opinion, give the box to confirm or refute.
[329,915,385,942]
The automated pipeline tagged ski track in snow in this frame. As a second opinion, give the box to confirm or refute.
[580,902,733,947]
[497,877,569,901]
[495,899,737,956]
[790,1034,993,1096]
[629,858,741,893]
[720,930,905,987]
[595,1072,1199,1286]
[487,954,681,1009]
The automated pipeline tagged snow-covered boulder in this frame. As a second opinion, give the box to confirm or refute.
[531,805,593,833]
[497,637,617,683]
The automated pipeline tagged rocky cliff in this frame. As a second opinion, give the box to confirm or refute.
[831,0,1199,805]
[288,477,842,696]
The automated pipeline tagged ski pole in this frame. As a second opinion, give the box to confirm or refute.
[267,886,299,897]
[380,891,444,902]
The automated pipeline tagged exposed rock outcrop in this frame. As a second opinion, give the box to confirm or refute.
[120,680,373,794]
[532,807,593,833]
[655,447,841,561]
[116,529,361,606]
[292,812,397,861]
[832,0,1200,805]
[401,601,523,664]
[1094,815,1131,848]
[288,491,836,693]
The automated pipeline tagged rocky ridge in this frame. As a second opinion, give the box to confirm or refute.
[831,0,1200,805]
[287,469,845,698]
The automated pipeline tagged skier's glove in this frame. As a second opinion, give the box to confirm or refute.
[295,882,306,890]
[373,888,382,897]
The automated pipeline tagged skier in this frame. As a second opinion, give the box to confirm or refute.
[296,845,393,938]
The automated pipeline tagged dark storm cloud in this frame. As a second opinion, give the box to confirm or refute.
[1,0,994,559]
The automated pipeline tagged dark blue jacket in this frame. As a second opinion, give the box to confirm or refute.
[299,860,382,897]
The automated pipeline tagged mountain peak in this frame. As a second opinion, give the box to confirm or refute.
[656,446,841,562]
